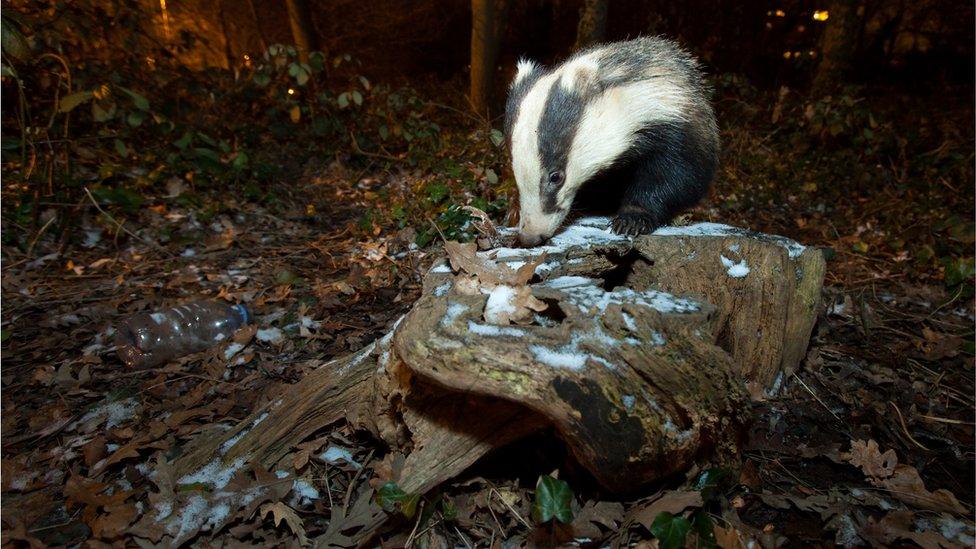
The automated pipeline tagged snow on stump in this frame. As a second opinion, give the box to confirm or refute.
[171,216,824,545]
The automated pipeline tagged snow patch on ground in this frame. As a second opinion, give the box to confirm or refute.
[543,276,699,315]
[321,445,362,469]
[468,321,526,337]
[256,327,284,343]
[441,302,468,326]
[77,398,140,429]
[433,282,452,296]
[529,345,588,370]
[178,455,248,490]
[430,262,452,273]
[223,342,244,360]
[488,217,629,260]
[654,222,806,259]
[720,255,750,278]
[484,285,517,323]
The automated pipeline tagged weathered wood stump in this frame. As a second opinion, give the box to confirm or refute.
[168,217,824,546]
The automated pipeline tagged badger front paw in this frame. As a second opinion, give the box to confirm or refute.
[611,211,659,236]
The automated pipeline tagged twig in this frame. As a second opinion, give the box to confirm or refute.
[83,187,174,257]
[489,486,532,529]
[26,214,57,258]
[349,131,401,162]
[792,373,843,423]
[918,414,974,426]
[888,401,930,451]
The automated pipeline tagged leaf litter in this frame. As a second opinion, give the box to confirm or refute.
[2,161,973,548]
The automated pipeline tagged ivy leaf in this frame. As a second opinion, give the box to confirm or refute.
[351,90,363,106]
[253,71,271,87]
[288,62,310,86]
[337,92,349,109]
[489,128,504,147]
[91,98,117,122]
[651,512,692,549]
[485,168,498,186]
[532,475,573,524]
[59,91,94,113]
[690,509,717,548]
[114,139,129,158]
[375,481,420,518]
[126,110,146,127]
[692,468,728,501]
[1,16,31,63]
[118,86,150,111]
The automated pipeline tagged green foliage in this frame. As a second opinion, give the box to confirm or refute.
[375,481,420,518]
[692,468,729,502]
[650,512,692,549]
[531,475,574,524]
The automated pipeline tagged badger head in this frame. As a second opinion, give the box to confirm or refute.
[505,56,602,247]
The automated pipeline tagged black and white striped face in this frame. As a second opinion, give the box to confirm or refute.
[504,40,699,246]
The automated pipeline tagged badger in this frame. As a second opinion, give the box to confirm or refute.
[504,37,719,246]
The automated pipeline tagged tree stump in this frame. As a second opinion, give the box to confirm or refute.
[168,217,824,546]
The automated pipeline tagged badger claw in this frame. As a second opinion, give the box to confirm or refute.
[611,212,658,236]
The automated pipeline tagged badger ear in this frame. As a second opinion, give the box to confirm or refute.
[513,58,539,87]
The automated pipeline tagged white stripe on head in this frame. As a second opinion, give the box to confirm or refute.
[511,71,561,235]
[559,76,692,207]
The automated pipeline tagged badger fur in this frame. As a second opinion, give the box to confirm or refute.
[504,37,719,246]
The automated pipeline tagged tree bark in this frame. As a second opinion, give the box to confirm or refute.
[812,0,861,95]
[285,0,317,63]
[469,0,507,117]
[167,218,824,547]
[573,0,608,51]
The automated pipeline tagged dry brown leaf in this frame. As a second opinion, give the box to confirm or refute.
[714,525,746,549]
[629,490,703,531]
[260,501,309,546]
[461,205,498,240]
[90,503,139,539]
[846,439,897,478]
[444,241,545,287]
[847,440,967,515]
[571,500,625,538]
[859,510,961,549]
[877,465,968,515]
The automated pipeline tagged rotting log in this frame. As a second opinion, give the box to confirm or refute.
[171,217,824,545]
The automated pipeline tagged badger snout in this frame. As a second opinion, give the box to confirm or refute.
[517,233,547,247]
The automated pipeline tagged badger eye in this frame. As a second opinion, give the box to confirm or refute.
[548,171,564,185]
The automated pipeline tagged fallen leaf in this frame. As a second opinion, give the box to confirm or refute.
[260,501,309,546]
[629,490,703,531]
[859,510,959,548]
[878,465,968,515]
[846,439,897,478]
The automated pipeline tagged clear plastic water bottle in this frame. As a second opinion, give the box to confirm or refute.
[115,301,250,369]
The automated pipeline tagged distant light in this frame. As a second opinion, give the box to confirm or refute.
[797,24,806,32]
[775,9,786,17]
[809,50,818,58]
[813,10,829,21]
[783,51,792,59]
[287,88,296,95]
[243,54,250,60]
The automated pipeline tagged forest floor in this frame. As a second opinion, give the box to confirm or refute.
[1,85,974,547]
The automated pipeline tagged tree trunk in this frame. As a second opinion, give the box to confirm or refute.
[285,0,317,63]
[573,0,608,51]
[160,218,824,547]
[469,0,507,117]
[812,0,860,95]
[245,0,268,54]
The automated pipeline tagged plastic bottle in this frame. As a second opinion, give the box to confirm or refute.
[115,301,250,369]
